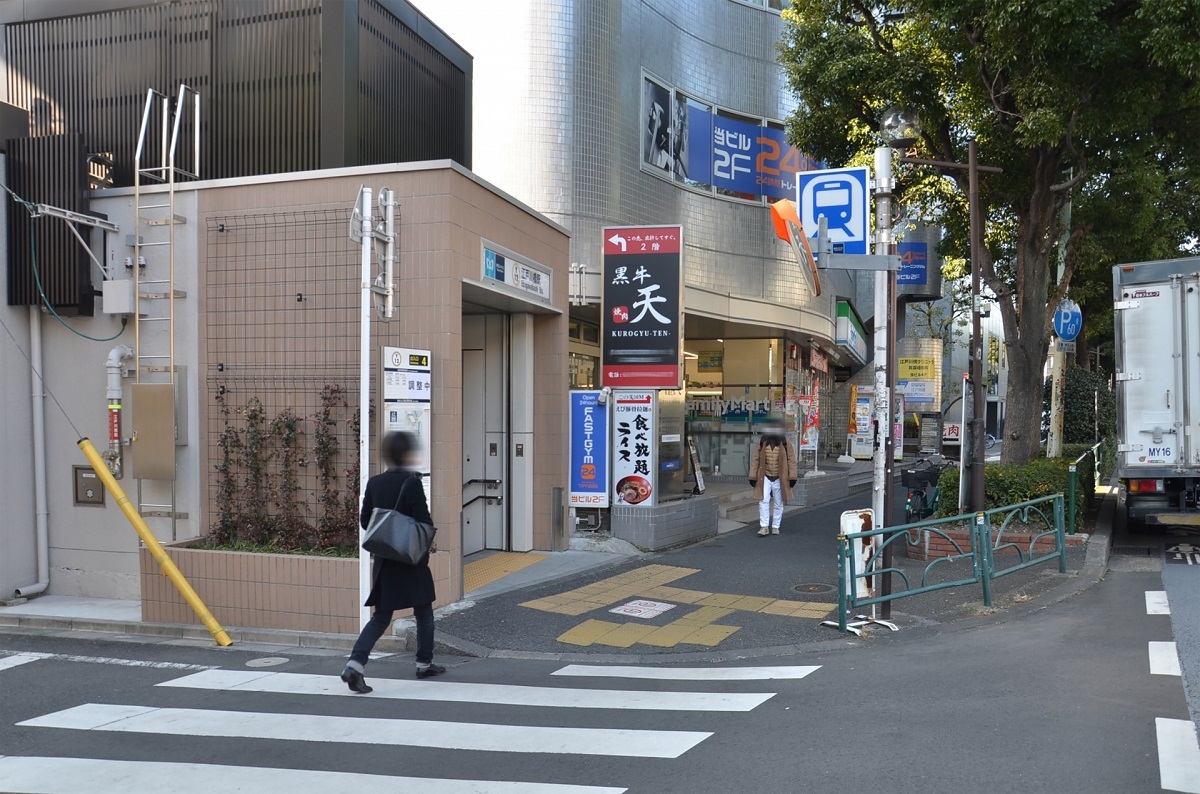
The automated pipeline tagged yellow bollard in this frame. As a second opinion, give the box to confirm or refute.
[77,437,233,647]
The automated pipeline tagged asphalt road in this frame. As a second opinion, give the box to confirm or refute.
[1,558,1194,794]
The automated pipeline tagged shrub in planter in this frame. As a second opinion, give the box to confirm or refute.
[936,456,1083,527]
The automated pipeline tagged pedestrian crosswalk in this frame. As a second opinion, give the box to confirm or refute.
[1,653,809,792]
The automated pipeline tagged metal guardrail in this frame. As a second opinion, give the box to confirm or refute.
[833,494,1067,633]
[1068,439,1105,535]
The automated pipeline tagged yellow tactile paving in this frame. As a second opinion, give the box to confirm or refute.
[696,592,744,608]
[592,622,660,648]
[638,624,700,647]
[520,565,698,615]
[729,595,776,612]
[533,562,836,649]
[672,605,735,625]
[463,552,548,593]
[556,619,624,646]
[681,624,741,646]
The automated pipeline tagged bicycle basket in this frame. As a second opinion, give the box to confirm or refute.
[901,467,940,488]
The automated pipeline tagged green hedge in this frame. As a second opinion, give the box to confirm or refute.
[935,457,1086,527]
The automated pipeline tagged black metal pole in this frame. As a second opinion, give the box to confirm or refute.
[969,139,987,512]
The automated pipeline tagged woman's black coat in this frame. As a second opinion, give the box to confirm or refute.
[359,467,436,611]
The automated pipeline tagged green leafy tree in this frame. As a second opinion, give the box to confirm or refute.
[779,0,1200,463]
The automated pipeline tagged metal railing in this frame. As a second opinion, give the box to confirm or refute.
[1068,439,1105,535]
[833,494,1066,633]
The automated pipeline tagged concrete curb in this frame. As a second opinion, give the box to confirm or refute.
[0,479,1112,662]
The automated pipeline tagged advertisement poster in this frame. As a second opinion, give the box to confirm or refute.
[569,391,610,508]
[800,393,820,451]
[849,385,874,460]
[601,225,682,388]
[612,391,657,507]
[642,75,819,202]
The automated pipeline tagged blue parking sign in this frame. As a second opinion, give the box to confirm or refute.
[1053,300,1083,342]
[799,166,871,256]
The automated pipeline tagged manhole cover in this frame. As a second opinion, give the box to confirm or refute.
[792,583,836,595]
[245,656,290,668]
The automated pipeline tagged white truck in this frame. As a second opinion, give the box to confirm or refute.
[1113,256,1200,528]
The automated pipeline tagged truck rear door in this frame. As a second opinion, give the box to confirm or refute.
[1117,277,1190,469]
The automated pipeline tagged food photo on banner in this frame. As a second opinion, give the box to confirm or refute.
[601,225,683,389]
[612,391,656,507]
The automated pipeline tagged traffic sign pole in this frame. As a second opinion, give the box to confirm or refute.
[1047,300,1081,458]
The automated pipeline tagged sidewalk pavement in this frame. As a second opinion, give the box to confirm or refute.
[0,462,1110,661]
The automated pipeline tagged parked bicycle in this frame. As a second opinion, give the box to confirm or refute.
[903,454,951,523]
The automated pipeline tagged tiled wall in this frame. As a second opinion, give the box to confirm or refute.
[140,544,359,634]
[194,164,571,605]
[610,495,719,551]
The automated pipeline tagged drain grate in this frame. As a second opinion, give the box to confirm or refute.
[792,583,836,595]
[1111,546,1157,557]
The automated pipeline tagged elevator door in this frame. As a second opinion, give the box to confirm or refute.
[462,315,508,555]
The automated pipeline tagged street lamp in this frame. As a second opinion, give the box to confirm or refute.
[871,106,918,618]
[896,142,1001,513]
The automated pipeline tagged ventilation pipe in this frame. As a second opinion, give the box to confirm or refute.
[16,308,49,598]
[101,345,133,478]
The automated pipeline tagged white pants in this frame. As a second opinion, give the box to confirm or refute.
[759,477,783,528]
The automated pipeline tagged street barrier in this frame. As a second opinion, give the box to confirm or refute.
[1068,439,1105,535]
[833,494,1067,633]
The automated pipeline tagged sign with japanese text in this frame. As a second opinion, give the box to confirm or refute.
[601,225,683,388]
[799,394,819,451]
[482,243,553,304]
[642,74,819,201]
[612,391,657,507]
[381,346,432,489]
[896,240,929,284]
[569,391,610,508]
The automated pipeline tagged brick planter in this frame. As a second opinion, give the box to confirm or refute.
[902,526,1087,562]
[140,542,361,634]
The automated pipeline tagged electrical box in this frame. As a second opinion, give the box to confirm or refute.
[73,466,105,506]
[101,279,135,315]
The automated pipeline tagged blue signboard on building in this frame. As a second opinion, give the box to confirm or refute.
[569,391,610,508]
[897,240,929,285]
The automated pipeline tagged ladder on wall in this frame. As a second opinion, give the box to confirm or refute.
[131,85,200,539]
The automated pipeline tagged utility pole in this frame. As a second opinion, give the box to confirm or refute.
[873,146,896,616]
[968,140,986,512]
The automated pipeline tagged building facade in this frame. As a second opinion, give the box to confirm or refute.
[434,0,873,491]
[0,0,573,610]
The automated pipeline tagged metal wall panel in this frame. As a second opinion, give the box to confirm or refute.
[5,133,90,310]
[357,0,468,168]
[3,0,467,186]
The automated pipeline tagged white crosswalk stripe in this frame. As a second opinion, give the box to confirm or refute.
[0,756,627,794]
[20,703,710,758]
[552,664,821,681]
[158,668,774,711]
[8,659,811,791]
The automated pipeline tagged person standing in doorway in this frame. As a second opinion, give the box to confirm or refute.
[341,431,444,693]
[748,420,798,536]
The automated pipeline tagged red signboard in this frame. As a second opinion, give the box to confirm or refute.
[601,225,683,389]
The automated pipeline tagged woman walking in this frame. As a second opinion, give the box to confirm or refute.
[748,420,798,536]
[341,431,444,693]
